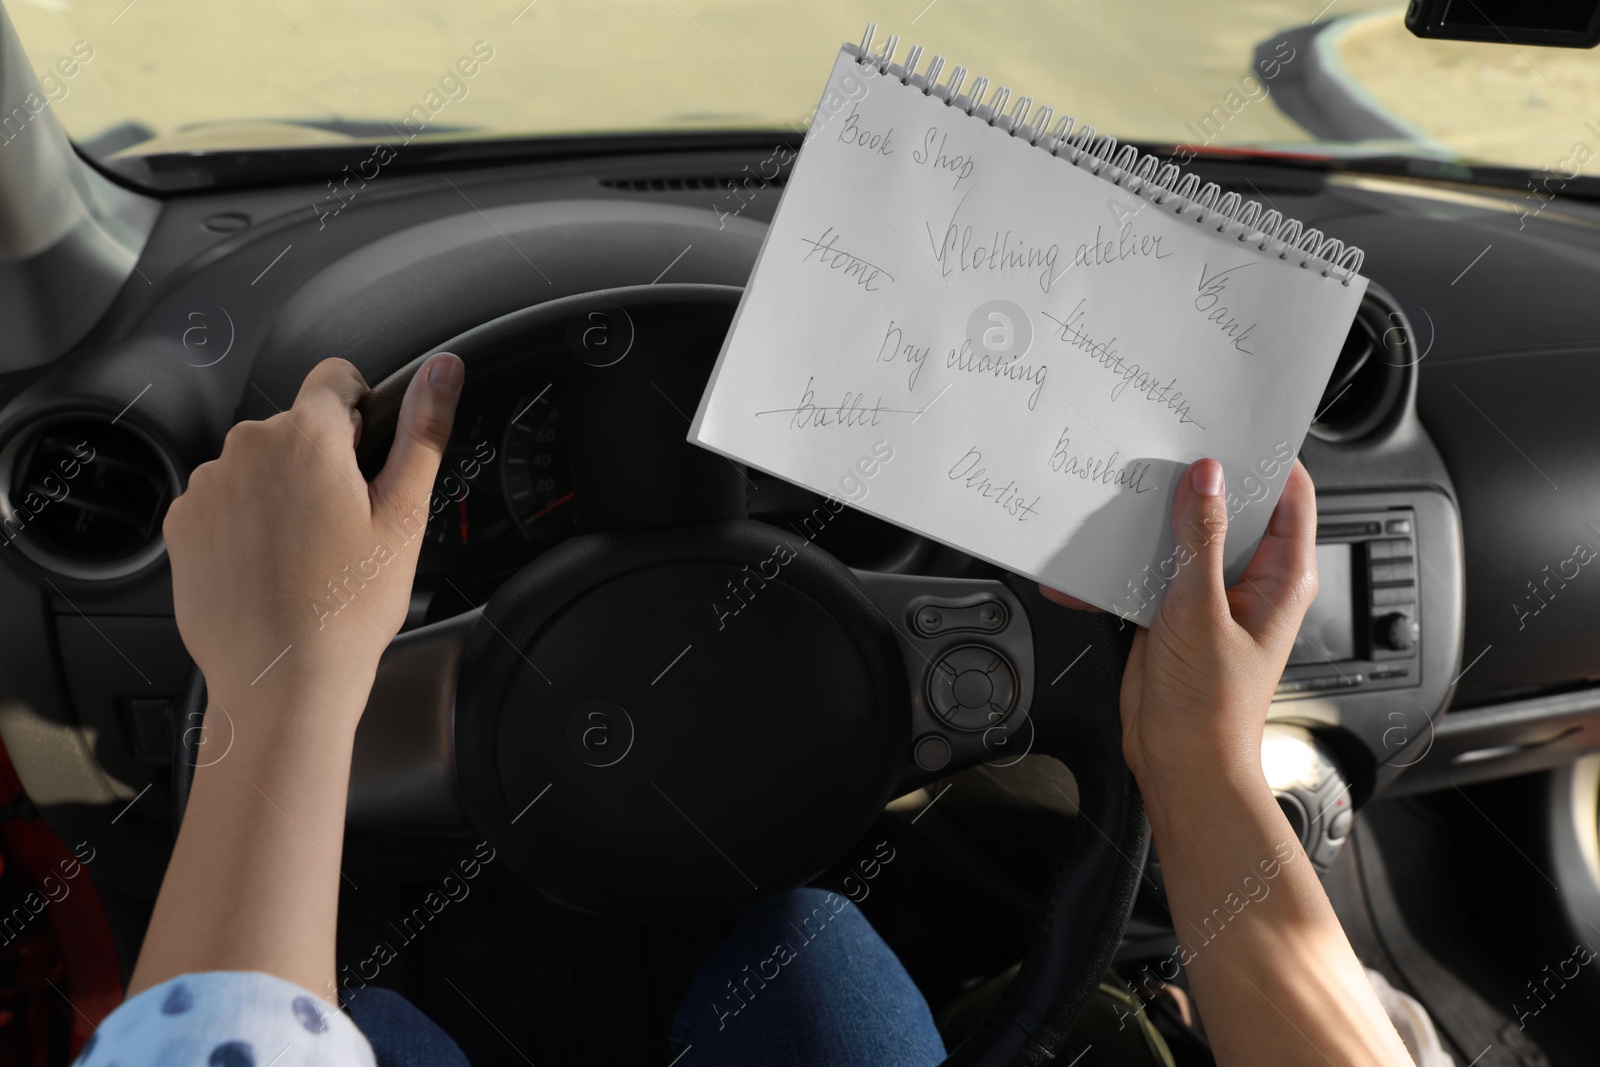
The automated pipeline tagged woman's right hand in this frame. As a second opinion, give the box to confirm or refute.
[1044,460,1417,1066]
[1042,457,1319,793]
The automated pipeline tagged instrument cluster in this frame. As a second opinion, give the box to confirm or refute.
[416,362,574,588]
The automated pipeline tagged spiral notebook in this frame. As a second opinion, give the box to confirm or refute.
[690,25,1369,625]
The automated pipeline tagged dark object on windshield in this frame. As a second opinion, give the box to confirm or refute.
[1405,0,1600,47]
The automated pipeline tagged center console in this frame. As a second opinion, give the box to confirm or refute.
[1267,488,1463,798]
[1277,506,1423,699]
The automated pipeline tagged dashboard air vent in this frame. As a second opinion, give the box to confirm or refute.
[1309,292,1410,444]
[0,415,178,580]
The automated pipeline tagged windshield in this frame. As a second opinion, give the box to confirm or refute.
[7,0,1595,174]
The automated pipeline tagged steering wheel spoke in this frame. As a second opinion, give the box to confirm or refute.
[848,568,1041,792]
[851,566,1153,1065]
[347,608,478,833]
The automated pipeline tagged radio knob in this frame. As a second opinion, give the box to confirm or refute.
[1375,612,1418,652]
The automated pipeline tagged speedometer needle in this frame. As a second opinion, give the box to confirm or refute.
[530,490,575,522]
[458,498,469,544]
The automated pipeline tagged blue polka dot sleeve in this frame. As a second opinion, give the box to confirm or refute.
[75,972,377,1067]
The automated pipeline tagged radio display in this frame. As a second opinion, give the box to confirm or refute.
[1288,543,1357,666]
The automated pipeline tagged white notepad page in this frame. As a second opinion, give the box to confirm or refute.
[690,42,1368,625]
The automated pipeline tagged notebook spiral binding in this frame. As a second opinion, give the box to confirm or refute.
[845,23,1365,286]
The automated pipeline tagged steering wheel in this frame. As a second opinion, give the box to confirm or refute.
[172,281,1148,1067]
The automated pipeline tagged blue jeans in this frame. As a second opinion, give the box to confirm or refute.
[346,888,946,1067]
[344,985,472,1067]
[668,888,947,1066]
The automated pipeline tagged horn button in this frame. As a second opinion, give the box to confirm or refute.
[454,521,908,919]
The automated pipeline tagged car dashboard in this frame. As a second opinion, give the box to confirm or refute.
[3,134,1600,904]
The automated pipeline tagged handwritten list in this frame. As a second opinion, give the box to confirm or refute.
[690,47,1367,624]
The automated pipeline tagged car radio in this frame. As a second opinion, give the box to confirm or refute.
[1275,507,1421,699]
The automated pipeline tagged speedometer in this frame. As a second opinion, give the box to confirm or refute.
[424,409,509,552]
[502,388,575,539]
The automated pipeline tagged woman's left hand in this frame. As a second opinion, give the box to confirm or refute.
[163,353,463,729]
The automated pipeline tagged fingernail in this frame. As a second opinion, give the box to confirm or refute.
[427,353,464,398]
[1191,459,1223,497]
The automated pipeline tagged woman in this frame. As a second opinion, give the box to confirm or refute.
[82,353,1412,1066]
